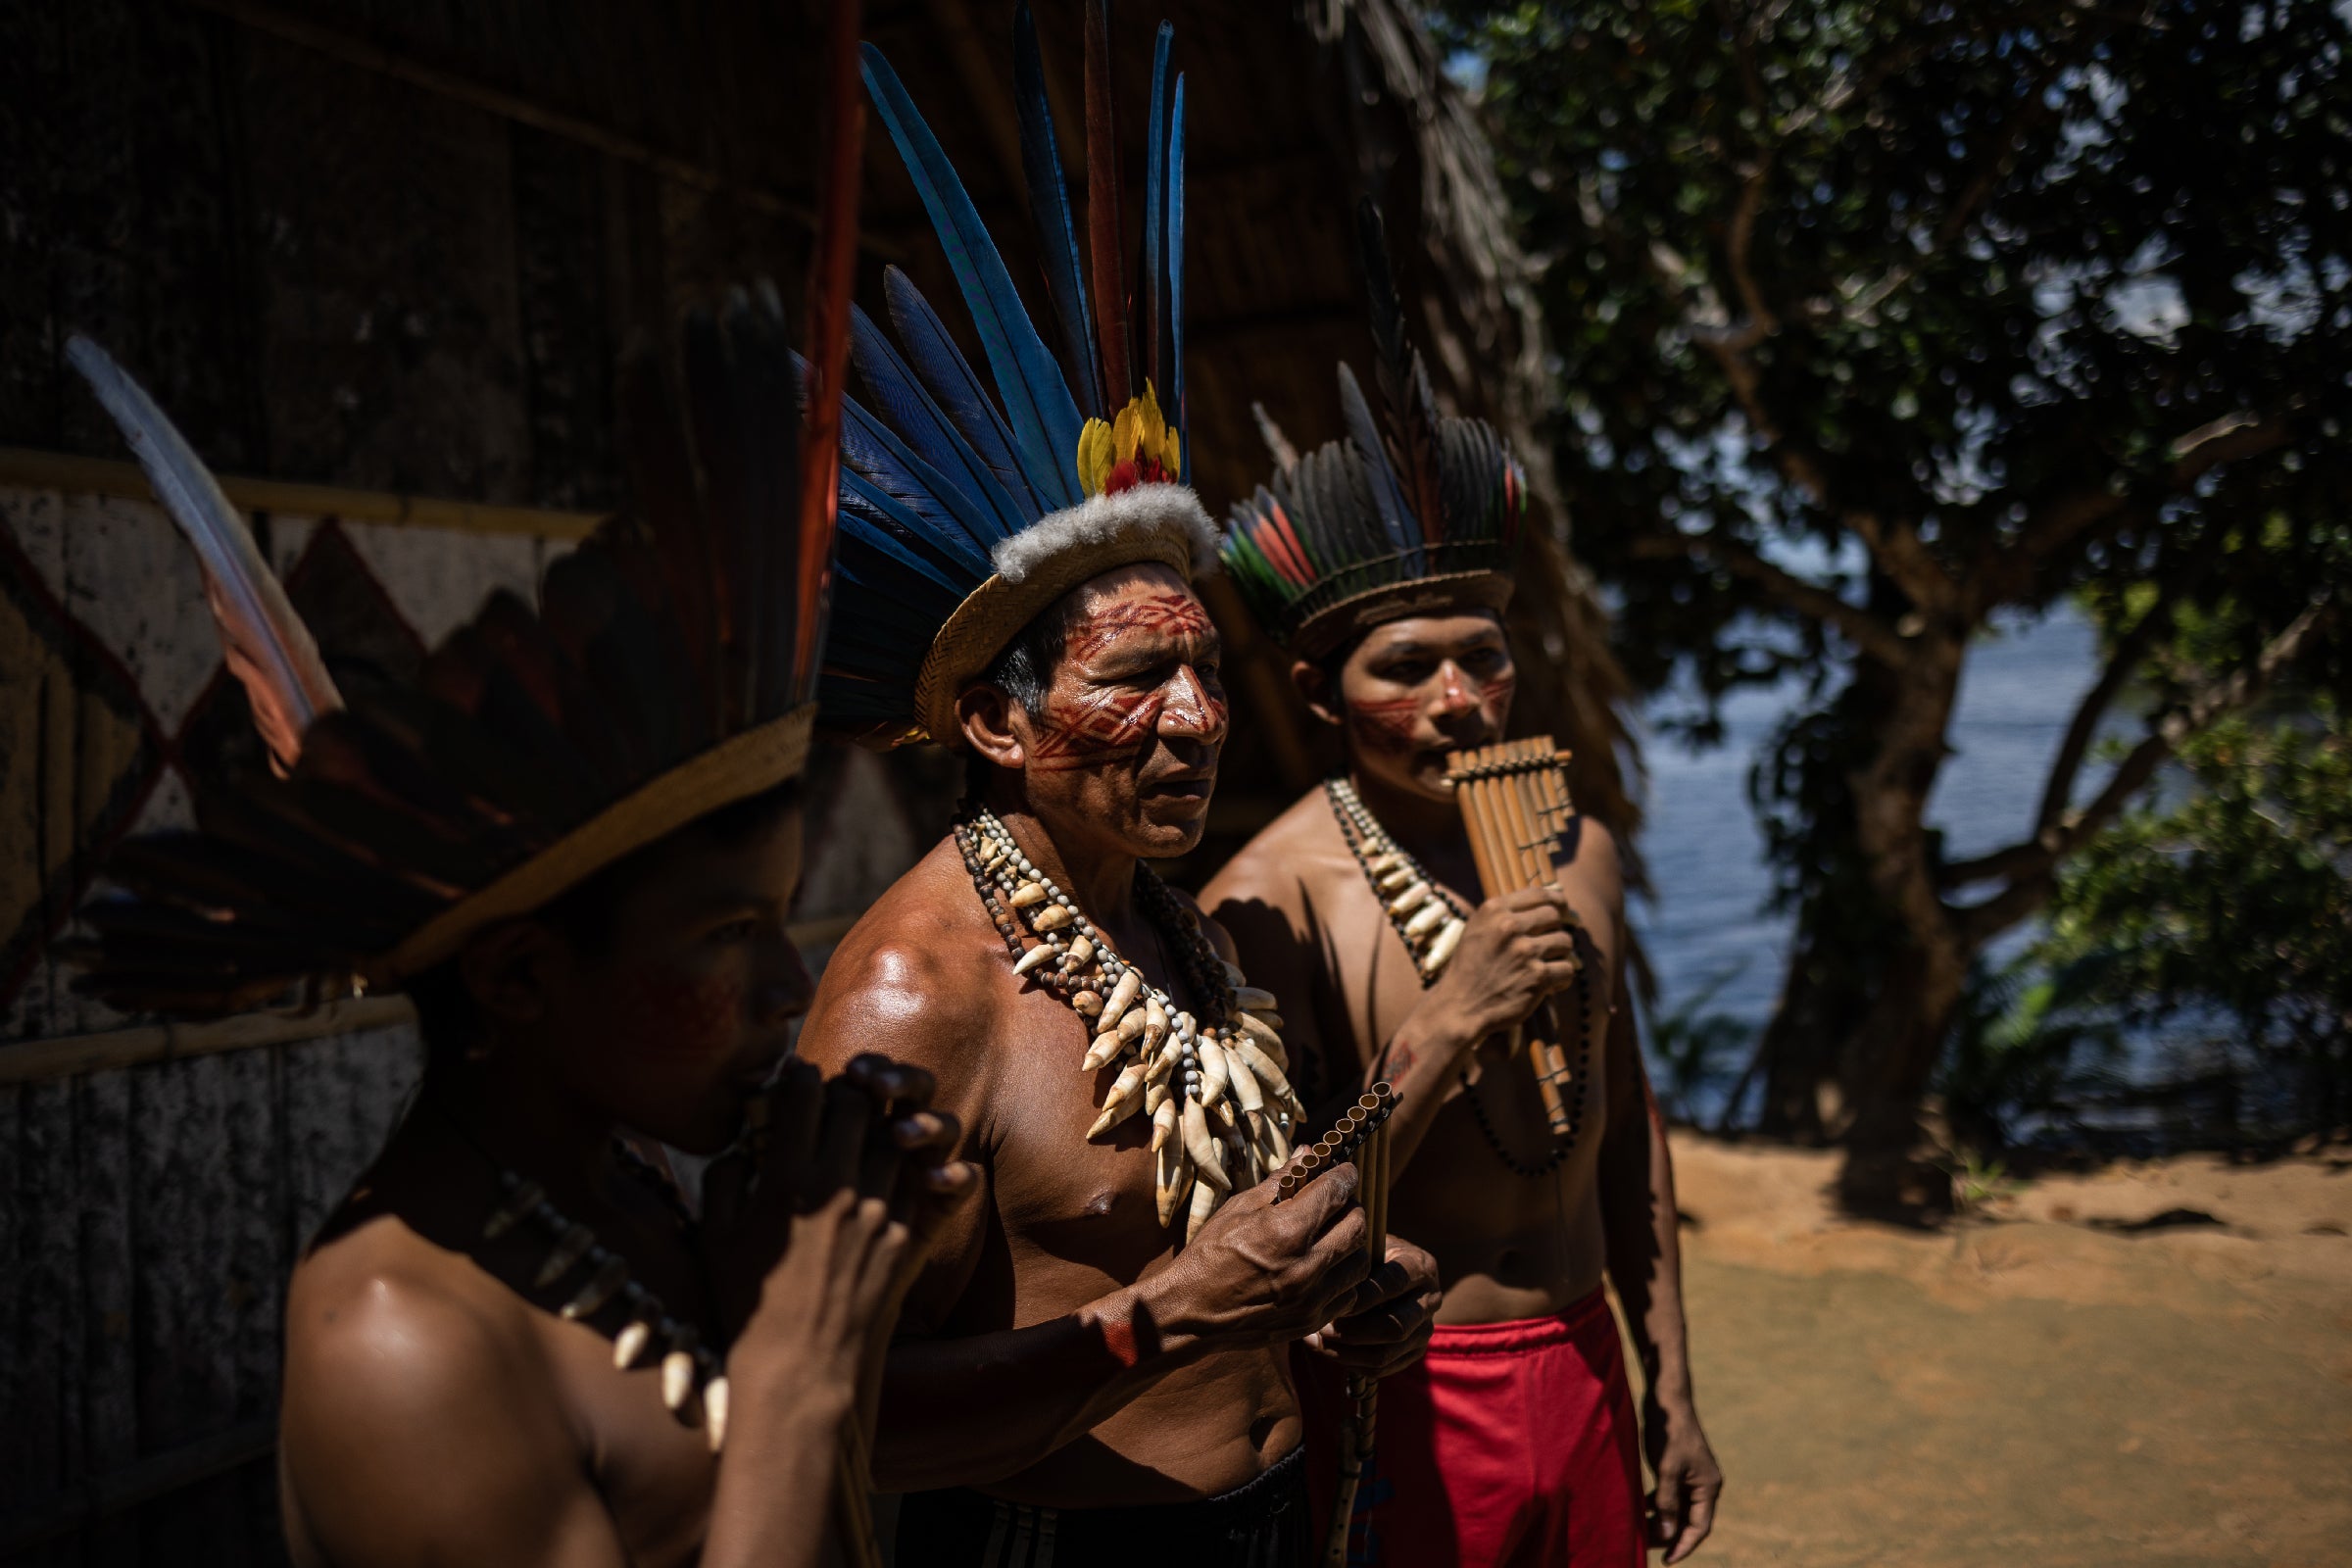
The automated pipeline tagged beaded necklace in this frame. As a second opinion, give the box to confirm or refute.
[1324,776,1592,1177]
[436,1098,733,1448]
[955,805,1304,1241]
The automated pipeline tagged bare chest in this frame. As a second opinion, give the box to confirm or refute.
[967,975,1198,1320]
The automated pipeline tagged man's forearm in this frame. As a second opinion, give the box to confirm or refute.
[1355,1011,1479,1170]
[870,1285,1207,1492]
[1600,1080,1695,1404]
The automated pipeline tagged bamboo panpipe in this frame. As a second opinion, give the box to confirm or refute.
[1298,1091,1383,1568]
[1272,1085,1396,1202]
[1444,738,1580,1136]
[835,1423,883,1568]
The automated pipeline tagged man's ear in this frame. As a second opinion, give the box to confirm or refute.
[458,919,560,1032]
[1292,659,1344,728]
[956,683,1028,770]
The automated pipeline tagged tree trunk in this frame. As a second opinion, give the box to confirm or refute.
[1834,629,1973,1211]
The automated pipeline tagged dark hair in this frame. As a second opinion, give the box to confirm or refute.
[410,777,806,1067]
[981,604,1070,717]
[963,605,1072,797]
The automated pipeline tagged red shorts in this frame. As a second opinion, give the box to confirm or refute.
[1298,1289,1645,1567]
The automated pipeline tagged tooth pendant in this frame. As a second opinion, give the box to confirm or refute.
[482,1180,546,1240]
[1100,970,1144,1030]
[1387,882,1431,917]
[703,1375,730,1452]
[612,1319,652,1370]
[561,1256,630,1320]
[1032,904,1074,932]
[662,1331,699,1413]
[1013,942,1059,977]
[1425,917,1468,973]
[534,1225,597,1289]
[1009,882,1048,908]
[1403,900,1447,940]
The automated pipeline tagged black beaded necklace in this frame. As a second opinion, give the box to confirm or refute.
[432,1097,732,1446]
[1324,776,1591,1178]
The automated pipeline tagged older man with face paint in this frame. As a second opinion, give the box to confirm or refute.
[794,19,1439,1566]
[1202,204,1723,1568]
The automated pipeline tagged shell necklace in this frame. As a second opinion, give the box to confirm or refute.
[956,805,1304,1240]
[1324,776,1592,1176]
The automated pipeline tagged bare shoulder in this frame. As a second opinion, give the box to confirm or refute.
[1559,814,1628,920]
[1200,786,1352,921]
[284,1214,544,1433]
[281,1214,608,1563]
[803,834,1004,1083]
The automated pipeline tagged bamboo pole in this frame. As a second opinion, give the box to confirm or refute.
[0,914,866,1084]
[0,446,601,539]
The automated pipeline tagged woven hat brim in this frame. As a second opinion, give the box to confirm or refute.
[379,704,818,981]
[911,488,1212,748]
[1288,570,1516,660]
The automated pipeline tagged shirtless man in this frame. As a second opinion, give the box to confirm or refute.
[801,563,1442,1563]
[280,787,971,1568]
[1207,213,1721,1563]
[796,24,1440,1562]
[67,240,967,1559]
[1205,613,1720,1565]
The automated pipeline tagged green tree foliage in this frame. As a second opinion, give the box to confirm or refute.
[1436,0,2352,1201]
[2034,705,2352,1141]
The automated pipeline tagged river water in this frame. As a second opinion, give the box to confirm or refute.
[1635,604,2104,1027]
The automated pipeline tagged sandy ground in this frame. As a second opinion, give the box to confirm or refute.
[1663,1133,2352,1568]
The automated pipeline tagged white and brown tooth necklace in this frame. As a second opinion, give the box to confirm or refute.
[956,805,1304,1240]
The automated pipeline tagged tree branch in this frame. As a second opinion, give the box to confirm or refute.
[1950,592,2339,945]
[2001,415,2292,587]
[1631,531,1912,665]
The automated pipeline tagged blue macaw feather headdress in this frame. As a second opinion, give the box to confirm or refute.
[821,2,1218,749]
[1223,199,1526,660]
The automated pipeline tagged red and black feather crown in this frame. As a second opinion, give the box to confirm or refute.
[1221,200,1526,658]
[67,0,868,1015]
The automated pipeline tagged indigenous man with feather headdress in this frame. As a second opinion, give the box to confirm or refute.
[63,12,977,1564]
[792,9,1442,1564]
[1201,204,1724,1568]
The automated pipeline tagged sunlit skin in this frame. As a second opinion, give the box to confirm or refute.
[277,806,979,1568]
[797,562,1443,1511]
[1203,608,1724,1561]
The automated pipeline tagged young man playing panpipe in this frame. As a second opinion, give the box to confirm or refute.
[1201,203,1724,1568]
[793,11,1441,1563]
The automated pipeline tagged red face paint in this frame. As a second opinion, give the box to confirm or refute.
[1025,591,1225,773]
[1067,593,1212,662]
[1028,687,1167,772]
[611,968,745,1062]
[1348,693,1426,755]
[1478,671,1517,728]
